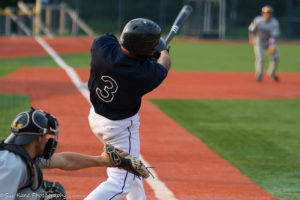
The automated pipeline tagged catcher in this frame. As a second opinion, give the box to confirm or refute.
[248,5,280,82]
[0,108,148,200]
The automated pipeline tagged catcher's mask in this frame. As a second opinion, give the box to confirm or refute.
[120,18,161,59]
[5,107,59,159]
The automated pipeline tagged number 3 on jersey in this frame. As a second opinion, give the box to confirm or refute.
[96,76,118,102]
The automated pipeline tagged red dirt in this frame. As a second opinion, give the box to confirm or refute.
[76,69,300,100]
[44,37,93,55]
[0,37,48,58]
[0,37,93,59]
[147,71,300,99]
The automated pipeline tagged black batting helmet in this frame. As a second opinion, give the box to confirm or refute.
[120,18,161,58]
[5,107,59,145]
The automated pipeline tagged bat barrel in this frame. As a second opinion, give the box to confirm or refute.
[165,5,193,45]
[173,5,193,29]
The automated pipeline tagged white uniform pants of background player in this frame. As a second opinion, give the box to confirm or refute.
[85,106,146,200]
[254,39,280,78]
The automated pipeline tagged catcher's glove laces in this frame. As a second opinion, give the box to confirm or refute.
[105,144,153,179]
[145,166,155,178]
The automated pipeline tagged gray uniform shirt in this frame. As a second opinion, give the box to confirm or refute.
[0,150,48,200]
[0,151,28,199]
[248,16,280,43]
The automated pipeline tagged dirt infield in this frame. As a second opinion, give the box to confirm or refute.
[76,69,300,100]
[148,71,300,99]
[0,37,93,58]
[0,37,47,58]
[1,67,296,199]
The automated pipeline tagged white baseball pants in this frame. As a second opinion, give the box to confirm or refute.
[85,106,146,200]
[254,40,280,78]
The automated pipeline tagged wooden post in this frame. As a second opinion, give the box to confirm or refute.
[59,2,66,35]
[34,0,41,36]
[5,15,11,36]
[71,10,77,35]
[17,15,22,36]
[45,7,52,32]
[218,0,226,39]
[66,7,95,36]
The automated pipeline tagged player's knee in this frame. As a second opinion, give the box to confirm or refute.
[272,56,279,61]
[256,56,264,61]
[256,58,264,65]
[109,171,135,196]
[121,177,135,195]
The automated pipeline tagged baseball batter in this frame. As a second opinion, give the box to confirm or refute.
[86,18,171,200]
[248,5,280,82]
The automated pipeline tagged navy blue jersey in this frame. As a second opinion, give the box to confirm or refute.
[88,33,168,120]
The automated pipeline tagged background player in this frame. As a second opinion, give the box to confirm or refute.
[86,18,171,200]
[248,5,280,82]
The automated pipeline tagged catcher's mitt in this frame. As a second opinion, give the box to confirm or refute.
[266,45,276,56]
[42,180,66,200]
[105,144,151,179]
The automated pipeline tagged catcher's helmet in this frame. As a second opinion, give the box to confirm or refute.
[5,107,59,145]
[262,5,273,13]
[120,18,161,58]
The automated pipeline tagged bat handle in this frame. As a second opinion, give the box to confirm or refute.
[165,26,178,45]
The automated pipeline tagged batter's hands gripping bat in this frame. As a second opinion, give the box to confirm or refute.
[155,5,193,52]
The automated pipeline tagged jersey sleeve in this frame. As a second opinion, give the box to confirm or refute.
[91,33,118,51]
[90,33,119,70]
[248,17,258,33]
[143,62,168,95]
[0,152,28,199]
[91,33,119,66]
[271,19,280,38]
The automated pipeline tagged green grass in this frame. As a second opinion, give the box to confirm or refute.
[61,53,91,68]
[56,42,300,72]
[0,41,298,77]
[151,99,300,200]
[0,95,31,141]
[0,56,57,78]
[170,42,300,71]
[171,42,254,71]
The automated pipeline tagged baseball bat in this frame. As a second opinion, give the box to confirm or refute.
[165,5,193,45]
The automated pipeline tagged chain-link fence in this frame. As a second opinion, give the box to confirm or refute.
[1,0,300,39]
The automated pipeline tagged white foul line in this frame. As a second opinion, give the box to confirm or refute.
[35,36,178,200]
[36,37,90,101]
[140,155,178,200]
